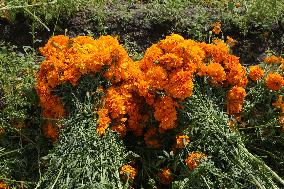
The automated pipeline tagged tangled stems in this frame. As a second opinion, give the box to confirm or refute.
[183,90,284,188]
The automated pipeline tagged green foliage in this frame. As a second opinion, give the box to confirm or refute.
[36,99,129,189]
[172,83,284,188]
[0,44,45,188]
[0,44,38,126]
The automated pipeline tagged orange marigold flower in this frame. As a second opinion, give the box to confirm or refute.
[206,62,226,85]
[140,44,164,71]
[249,65,264,81]
[154,96,177,132]
[157,34,185,53]
[166,70,194,99]
[227,103,243,116]
[176,135,190,148]
[158,168,173,185]
[127,108,145,136]
[105,87,129,119]
[227,86,246,115]
[40,35,69,58]
[265,73,284,91]
[226,36,237,48]
[43,123,59,141]
[227,86,246,102]
[272,95,284,113]
[212,22,221,35]
[0,181,9,189]
[264,55,282,64]
[226,63,247,87]
[120,164,137,181]
[96,108,111,136]
[197,63,208,77]
[158,53,183,70]
[185,152,207,171]
[146,66,168,90]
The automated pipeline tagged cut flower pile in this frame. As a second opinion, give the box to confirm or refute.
[32,33,284,187]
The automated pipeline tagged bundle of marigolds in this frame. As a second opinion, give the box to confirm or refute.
[36,34,284,188]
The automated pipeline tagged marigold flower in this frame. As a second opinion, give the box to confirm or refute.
[185,152,207,171]
[264,55,282,64]
[154,96,177,132]
[37,35,131,129]
[227,86,246,102]
[145,66,168,90]
[140,44,164,71]
[158,53,183,70]
[43,123,59,141]
[120,164,137,181]
[96,108,111,136]
[212,22,221,35]
[226,63,247,87]
[176,135,190,148]
[166,70,194,99]
[157,34,185,53]
[265,73,284,91]
[105,87,129,119]
[272,95,284,113]
[158,168,173,185]
[226,36,237,48]
[249,65,264,81]
[0,181,9,189]
[227,86,246,115]
[206,62,226,85]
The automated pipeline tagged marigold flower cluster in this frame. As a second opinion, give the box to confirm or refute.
[120,164,137,181]
[37,34,253,140]
[36,35,130,118]
[199,40,248,87]
[185,152,207,171]
[36,35,132,138]
[157,168,173,185]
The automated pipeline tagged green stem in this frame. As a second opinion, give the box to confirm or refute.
[239,144,284,186]
[23,8,50,31]
[50,162,64,189]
